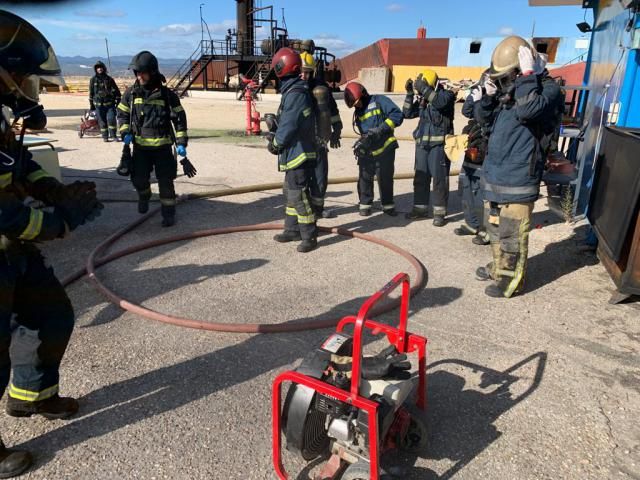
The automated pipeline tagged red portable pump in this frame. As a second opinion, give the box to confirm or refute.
[272,273,428,480]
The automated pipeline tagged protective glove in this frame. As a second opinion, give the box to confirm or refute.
[180,158,197,178]
[123,133,133,145]
[484,79,498,96]
[330,129,341,149]
[116,144,132,176]
[470,86,482,103]
[89,101,95,111]
[176,145,187,157]
[414,73,433,98]
[518,45,536,75]
[266,133,280,155]
[53,181,104,231]
[405,78,414,94]
[361,345,412,380]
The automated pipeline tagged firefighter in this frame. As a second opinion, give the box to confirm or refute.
[474,36,565,298]
[344,82,403,216]
[0,12,103,477]
[300,52,342,219]
[89,60,121,142]
[268,48,318,253]
[117,51,194,227]
[455,73,490,245]
[403,69,455,226]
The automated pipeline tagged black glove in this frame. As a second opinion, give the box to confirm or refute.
[180,157,197,178]
[361,345,412,380]
[116,144,132,176]
[330,129,341,149]
[266,133,280,155]
[89,101,95,111]
[53,181,104,231]
[414,73,434,99]
[405,78,414,94]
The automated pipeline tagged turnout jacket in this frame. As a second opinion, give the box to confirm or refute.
[89,74,121,107]
[403,85,455,148]
[273,76,317,171]
[354,94,403,157]
[1,138,65,248]
[475,73,563,204]
[117,83,188,149]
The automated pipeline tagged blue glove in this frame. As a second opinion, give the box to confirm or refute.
[123,133,133,145]
[176,145,187,157]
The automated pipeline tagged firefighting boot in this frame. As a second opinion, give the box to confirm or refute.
[6,394,79,420]
[383,208,397,217]
[475,263,494,281]
[472,230,490,245]
[0,439,31,479]
[484,252,522,298]
[273,231,302,243]
[137,193,151,214]
[405,207,429,220]
[433,215,447,227]
[454,224,477,236]
[297,237,318,253]
[161,205,176,227]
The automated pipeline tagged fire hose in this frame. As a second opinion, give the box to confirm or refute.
[61,172,462,334]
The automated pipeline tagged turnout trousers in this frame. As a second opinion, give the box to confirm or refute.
[458,164,484,232]
[96,105,117,140]
[485,202,534,298]
[412,144,450,216]
[357,148,395,213]
[284,163,317,241]
[0,247,74,402]
[309,148,329,214]
[131,146,178,219]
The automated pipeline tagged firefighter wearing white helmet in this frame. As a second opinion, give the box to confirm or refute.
[403,69,456,226]
[474,35,565,298]
[300,51,343,218]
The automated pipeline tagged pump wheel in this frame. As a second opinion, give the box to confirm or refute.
[341,462,371,480]
[78,128,83,138]
[397,406,428,454]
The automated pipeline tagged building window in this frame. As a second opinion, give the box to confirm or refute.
[469,42,481,54]
[535,42,548,54]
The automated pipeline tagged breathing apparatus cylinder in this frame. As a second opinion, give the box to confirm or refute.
[312,84,332,144]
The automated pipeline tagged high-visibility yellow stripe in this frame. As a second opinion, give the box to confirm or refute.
[172,106,185,113]
[302,108,312,117]
[285,207,298,216]
[26,169,51,184]
[119,123,130,132]
[117,103,130,113]
[0,172,12,189]
[279,151,317,171]
[371,136,396,156]
[8,383,58,402]
[160,198,177,206]
[331,115,341,123]
[134,98,165,106]
[18,209,44,241]
[358,108,382,122]
[175,131,188,138]
[134,136,173,147]
[385,118,396,129]
[505,214,531,298]
[417,134,445,144]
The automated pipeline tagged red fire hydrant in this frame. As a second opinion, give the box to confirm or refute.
[243,79,261,136]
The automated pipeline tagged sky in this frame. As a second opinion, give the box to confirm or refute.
[2,0,590,59]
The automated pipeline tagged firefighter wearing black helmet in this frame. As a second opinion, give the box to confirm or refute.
[89,60,121,142]
[117,51,192,227]
[0,11,103,477]
[267,47,318,253]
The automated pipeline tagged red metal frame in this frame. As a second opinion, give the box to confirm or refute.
[272,273,428,480]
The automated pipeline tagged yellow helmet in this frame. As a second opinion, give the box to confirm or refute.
[300,52,316,72]
[489,35,534,80]
[420,69,438,88]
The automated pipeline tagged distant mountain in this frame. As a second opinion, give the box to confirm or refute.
[58,55,186,77]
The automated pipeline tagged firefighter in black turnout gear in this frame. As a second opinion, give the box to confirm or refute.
[344,82,403,216]
[300,52,342,219]
[268,48,318,253]
[89,60,121,142]
[0,12,103,478]
[117,51,192,227]
[403,69,455,226]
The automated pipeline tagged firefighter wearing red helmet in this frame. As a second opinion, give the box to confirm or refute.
[344,82,403,216]
[268,47,318,253]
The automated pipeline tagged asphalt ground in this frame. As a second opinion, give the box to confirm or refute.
[0,94,637,479]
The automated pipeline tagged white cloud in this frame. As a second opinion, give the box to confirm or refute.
[499,26,515,35]
[159,24,201,36]
[385,3,405,12]
[75,9,126,18]
[72,33,103,41]
[313,34,357,58]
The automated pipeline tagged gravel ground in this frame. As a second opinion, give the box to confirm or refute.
[0,93,637,480]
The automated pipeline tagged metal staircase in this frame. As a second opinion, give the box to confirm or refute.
[167,41,219,97]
